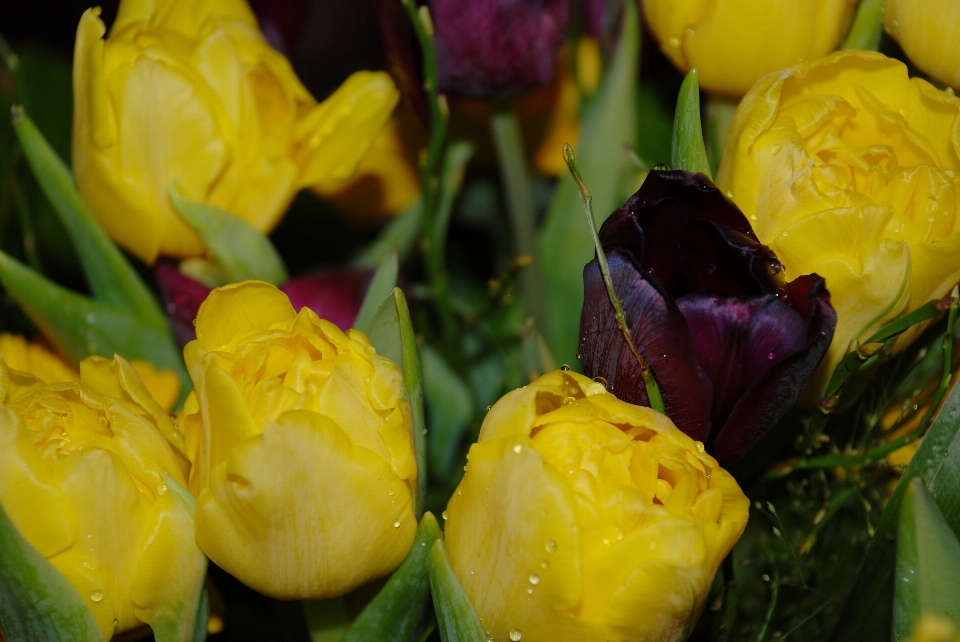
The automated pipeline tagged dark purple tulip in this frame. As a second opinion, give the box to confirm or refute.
[579,170,836,463]
[155,264,374,348]
[431,0,571,98]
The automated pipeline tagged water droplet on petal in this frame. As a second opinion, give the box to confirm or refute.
[541,560,549,569]
[90,590,104,603]
[529,574,540,585]
[767,352,776,360]
[545,540,557,553]
[513,444,523,454]
[562,396,576,406]
[526,587,534,594]
[442,511,449,521]
[510,628,523,641]
[695,441,705,453]
[393,520,400,528]
[560,364,571,371]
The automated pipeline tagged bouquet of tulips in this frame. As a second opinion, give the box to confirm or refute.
[2,0,960,640]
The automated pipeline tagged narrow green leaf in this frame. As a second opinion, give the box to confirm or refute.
[190,590,210,642]
[366,288,427,517]
[0,250,188,386]
[168,183,288,286]
[11,109,167,330]
[428,540,486,642]
[894,478,960,640]
[537,0,639,368]
[671,69,711,178]
[831,378,960,641]
[0,500,105,642]
[352,198,423,268]
[355,250,399,332]
[842,0,886,51]
[422,346,473,478]
[342,512,443,642]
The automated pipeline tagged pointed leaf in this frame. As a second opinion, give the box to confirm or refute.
[12,109,166,330]
[342,512,443,641]
[0,501,106,642]
[537,0,639,368]
[428,540,486,642]
[366,288,427,517]
[168,183,288,286]
[832,378,960,641]
[0,250,188,386]
[422,345,473,478]
[355,250,399,332]
[671,69,711,178]
[894,478,960,640]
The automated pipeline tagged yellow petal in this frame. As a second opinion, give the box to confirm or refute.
[194,281,296,352]
[195,409,415,599]
[130,360,182,413]
[0,334,78,384]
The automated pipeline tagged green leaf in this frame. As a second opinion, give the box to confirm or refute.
[0,250,188,384]
[0,499,105,642]
[342,512,443,642]
[352,198,423,268]
[11,110,166,331]
[831,377,960,641]
[537,0,639,368]
[428,540,486,642]
[842,0,886,51]
[355,250,399,332]
[422,345,473,479]
[366,288,427,517]
[671,69,711,178]
[894,478,960,640]
[190,590,210,642]
[168,183,288,286]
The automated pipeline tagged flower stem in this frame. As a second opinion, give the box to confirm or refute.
[400,0,456,342]
[842,0,886,51]
[563,143,666,414]
[490,105,545,329]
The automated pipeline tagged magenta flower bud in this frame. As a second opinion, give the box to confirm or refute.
[155,264,374,347]
[431,0,571,98]
[579,170,836,463]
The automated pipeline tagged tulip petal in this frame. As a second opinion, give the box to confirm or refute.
[155,262,212,347]
[580,253,713,442]
[714,275,837,462]
[195,409,416,599]
[194,280,296,352]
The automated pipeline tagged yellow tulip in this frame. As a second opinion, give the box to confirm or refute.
[181,280,417,598]
[443,370,749,642]
[717,51,960,391]
[72,0,399,264]
[905,615,960,642]
[886,0,960,90]
[0,333,181,412]
[642,0,857,96]
[0,355,205,640]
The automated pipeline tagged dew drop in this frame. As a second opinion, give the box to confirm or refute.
[486,405,492,411]
[388,489,394,496]
[541,560,550,569]
[750,214,758,221]
[767,352,776,360]
[156,482,167,496]
[602,538,610,545]
[82,561,95,570]
[527,587,534,594]
[560,364,571,371]
[513,444,523,454]
[782,231,789,237]
[510,628,523,641]
[694,441,705,453]
[529,574,540,585]
[90,590,104,603]
[192,318,197,326]
[771,144,781,156]
[442,511,449,521]
[545,540,557,553]
[393,520,401,528]
[762,574,770,582]
[365,346,376,356]
[562,396,576,406]
[667,36,680,48]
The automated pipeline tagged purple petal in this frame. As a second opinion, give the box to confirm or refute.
[714,276,836,463]
[281,269,373,332]
[677,293,809,433]
[580,252,713,441]
[154,262,211,348]
[432,0,571,98]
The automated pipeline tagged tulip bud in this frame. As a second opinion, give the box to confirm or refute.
[886,0,960,89]
[432,0,571,98]
[0,355,204,640]
[182,281,417,598]
[443,370,749,641]
[642,0,857,96]
[579,170,836,463]
[72,0,398,264]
